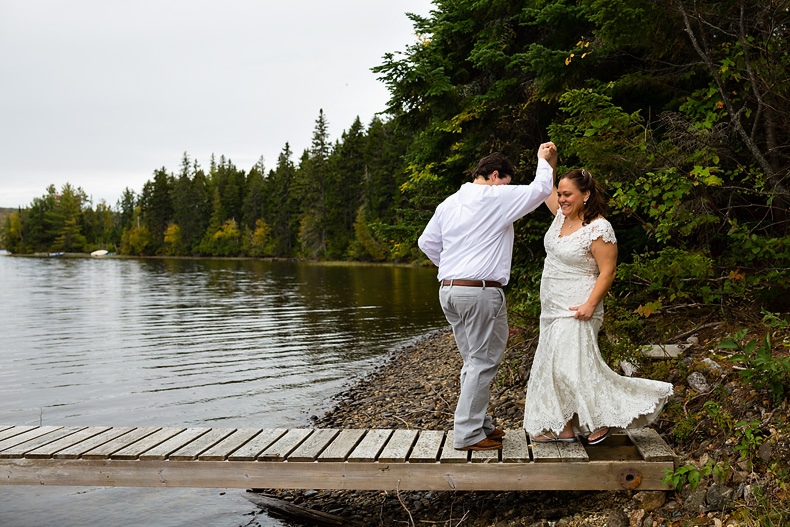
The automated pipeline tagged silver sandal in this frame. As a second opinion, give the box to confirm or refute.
[585,427,610,445]
[532,431,577,443]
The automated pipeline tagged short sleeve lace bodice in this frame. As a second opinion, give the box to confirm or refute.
[543,212,616,276]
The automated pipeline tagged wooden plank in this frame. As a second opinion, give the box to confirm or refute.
[0,425,14,434]
[82,428,161,460]
[26,427,112,459]
[0,426,38,443]
[317,429,365,462]
[0,458,675,491]
[259,429,312,461]
[470,447,499,463]
[55,427,136,459]
[408,430,444,463]
[228,428,287,462]
[286,429,340,462]
[199,428,263,461]
[529,434,561,462]
[378,429,419,463]
[501,429,529,463]
[169,429,235,461]
[438,431,469,463]
[558,439,589,462]
[112,428,186,460]
[628,428,675,462]
[139,428,211,461]
[347,429,393,463]
[0,427,86,459]
[0,426,63,452]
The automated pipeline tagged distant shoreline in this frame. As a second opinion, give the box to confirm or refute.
[2,252,432,268]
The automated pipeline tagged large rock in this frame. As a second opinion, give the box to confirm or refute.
[687,371,710,393]
[706,482,734,511]
[607,508,629,527]
[628,508,646,527]
[700,358,722,375]
[759,441,773,462]
[641,344,686,358]
[633,491,667,511]
[683,483,707,514]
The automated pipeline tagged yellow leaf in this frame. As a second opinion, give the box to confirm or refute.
[565,57,571,65]
[576,40,582,46]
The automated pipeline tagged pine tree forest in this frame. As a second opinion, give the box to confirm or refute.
[2,0,789,319]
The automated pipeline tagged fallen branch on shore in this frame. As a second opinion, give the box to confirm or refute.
[244,491,357,526]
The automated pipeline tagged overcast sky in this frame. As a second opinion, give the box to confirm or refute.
[0,0,434,208]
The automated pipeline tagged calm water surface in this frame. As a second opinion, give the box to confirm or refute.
[0,253,446,527]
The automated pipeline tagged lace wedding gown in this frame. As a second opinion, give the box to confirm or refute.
[523,211,673,436]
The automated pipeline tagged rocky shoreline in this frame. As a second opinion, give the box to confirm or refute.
[246,327,758,527]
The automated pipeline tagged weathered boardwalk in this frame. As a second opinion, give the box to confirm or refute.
[0,425,676,491]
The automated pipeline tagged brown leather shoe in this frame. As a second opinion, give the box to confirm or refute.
[487,428,505,440]
[456,437,503,451]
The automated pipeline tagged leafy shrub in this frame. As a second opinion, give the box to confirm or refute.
[721,312,790,405]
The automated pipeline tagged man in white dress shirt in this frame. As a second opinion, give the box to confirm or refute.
[418,143,557,450]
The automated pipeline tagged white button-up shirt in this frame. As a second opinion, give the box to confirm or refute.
[417,158,554,286]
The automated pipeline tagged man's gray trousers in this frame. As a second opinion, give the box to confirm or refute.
[439,283,509,448]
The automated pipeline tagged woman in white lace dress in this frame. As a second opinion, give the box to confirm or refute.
[523,166,673,444]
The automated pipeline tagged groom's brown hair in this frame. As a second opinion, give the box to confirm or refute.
[472,152,515,181]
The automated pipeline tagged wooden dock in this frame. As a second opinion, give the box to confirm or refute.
[0,425,676,491]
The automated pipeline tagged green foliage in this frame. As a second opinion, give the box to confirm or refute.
[121,225,154,256]
[0,211,24,253]
[703,401,735,433]
[616,248,716,312]
[547,89,647,177]
[733,419,765,467]
[663,459,728,492]
[721,313,790,405]
[201,219,242,257]
[671,412,700,443]
[163,224,182,256]
[246,218,272,257]
[351,207,387,261]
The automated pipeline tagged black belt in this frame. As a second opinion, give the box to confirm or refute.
[441,279,502,288]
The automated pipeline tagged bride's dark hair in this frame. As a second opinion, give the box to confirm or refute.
[560,168,606,225]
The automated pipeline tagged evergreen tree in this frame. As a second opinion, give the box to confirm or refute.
[267,143,298,257]
[49,183,88,252]
[171,153,211,255]
[25,185,58,252]
[325,116,366,258]
[116,188,136,232]
[140,168,175,253]
[242,156,267,232]
[295,110,331,258]
[363,116,409,223]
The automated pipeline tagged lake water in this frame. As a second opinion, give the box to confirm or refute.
[0,253,446,527]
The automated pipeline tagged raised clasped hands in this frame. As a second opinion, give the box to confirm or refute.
[537,141,558,167]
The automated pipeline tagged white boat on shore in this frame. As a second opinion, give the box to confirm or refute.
[90,250,108,257]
